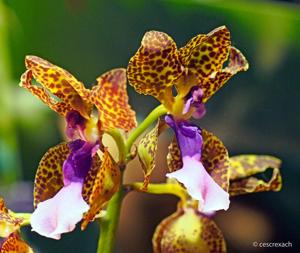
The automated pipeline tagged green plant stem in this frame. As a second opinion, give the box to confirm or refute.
[14,213,31,226]
[97,184,125,253]
[96,105,167,253]
[125,104,167,157]
[128,182,188,202]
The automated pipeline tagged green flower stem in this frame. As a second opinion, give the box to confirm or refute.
[106,129,126,163]
[14,213,31,226]
[96,105,167,253]
[97,182,125,253]
[125,104,167,158]
[127,182,188,202]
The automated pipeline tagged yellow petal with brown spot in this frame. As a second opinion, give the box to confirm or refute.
[24,55,92,118]
[90,69,137,132]
[229,155,281,180]
[81,150,121,230]
[201,129,230,192]
[153,206,226,253]
[0,233,33,253]
[20,70,72,116]
[181,26,231,81]
[127,31,183,108]
[81,153,102,204]
[137,120,166,190]
[202,47,249,103]
[179,33,207,66]
[229,155,282,196]
[0,199,23,238]
[166,136,183,173]
[33,143,69,208]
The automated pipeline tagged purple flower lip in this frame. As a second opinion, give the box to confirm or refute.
[165,115,202,159]
[63,139,99,185]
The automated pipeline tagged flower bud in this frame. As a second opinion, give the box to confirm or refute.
[153,206,226,253]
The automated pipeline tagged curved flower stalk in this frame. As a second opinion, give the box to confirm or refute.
[151,155,282,253]
[127,26,248,116]
[0,198,33,252]
[20,56,137,239]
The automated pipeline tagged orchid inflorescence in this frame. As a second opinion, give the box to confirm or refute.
[0,26,282,253]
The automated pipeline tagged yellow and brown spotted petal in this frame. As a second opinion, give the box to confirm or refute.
[201,129,230,192]
[127,31,183,105]
[229,155,281,180]
[0,233,34,253]
[25,55,92,118]
[153,207,226,253]
[20,70,72,116]
[182,26,231,81]
[0,199,23,238]
[166,136,183,173]
[81,150,121,230]
[137,120,166,190]
[229,155,282,196]
[179,34,207,66]
[81,153,102,203]
[33,143,70,208]
[229,168,282,196]
[201,47,249,103]
[90,69,137,132]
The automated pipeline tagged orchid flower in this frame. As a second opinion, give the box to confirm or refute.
[20,56,137,239]
[152,155,282,253]
[129,27,248,213]
[127,26,248,117]
[0,198,33,252]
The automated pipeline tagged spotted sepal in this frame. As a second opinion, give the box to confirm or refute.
[166,136,183,173]
[33,143,69,208]
[201,129,230,192]
[137,120,166,190]
[90,69,137,132]
[20,70,72,116]
[229,155,282,196]
[127,31,183,107]
[201,46,249,103]
[0,233,33,253]
[153,205,226,253]
[24,55,92,118]
[0,199,23,238]
[81,153,102,204]
[180,26,231,81]
[178,33,206,65]
[81,150,121,230]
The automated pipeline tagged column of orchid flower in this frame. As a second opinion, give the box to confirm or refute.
[0,26,282,253]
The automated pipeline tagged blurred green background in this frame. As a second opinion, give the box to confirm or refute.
[0,0,299,252]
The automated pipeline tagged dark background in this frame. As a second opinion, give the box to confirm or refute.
[0,0,299,252]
